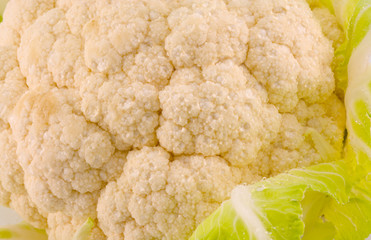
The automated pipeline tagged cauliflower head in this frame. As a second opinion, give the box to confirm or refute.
[0,0,345,239]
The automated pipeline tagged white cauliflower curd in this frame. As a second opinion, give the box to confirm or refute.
[0,0,346,239]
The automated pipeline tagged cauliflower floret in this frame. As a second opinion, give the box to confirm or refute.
[0,0,346,239]
[9,193,47,229]
[165,0,249,68]
[17,8,81,89]
[312,7,345,49]
[63,0,96,35]
[1,0,54,38]
[157,61,281,166]
[97,147,242,240]
[10,89,126,218]
[0,125,17,210]
[0,125,47,229]
[0,46,17,80]
[0,46,46,228]
[0,46,27,122]
[78,74,161,150]
[269,94,345,175]
[0,128,24,196]
[76,1,172,149]
[123,45,174,89]
[239,0,335,112]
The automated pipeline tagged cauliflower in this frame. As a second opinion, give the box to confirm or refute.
[0,0,346,239]
[97,147,242,240]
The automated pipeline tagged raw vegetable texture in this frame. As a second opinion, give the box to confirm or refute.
[190,0,371,239]
[190,161,371,240]
[0,0,353,239]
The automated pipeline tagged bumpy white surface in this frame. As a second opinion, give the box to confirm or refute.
[0,0,346,239]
